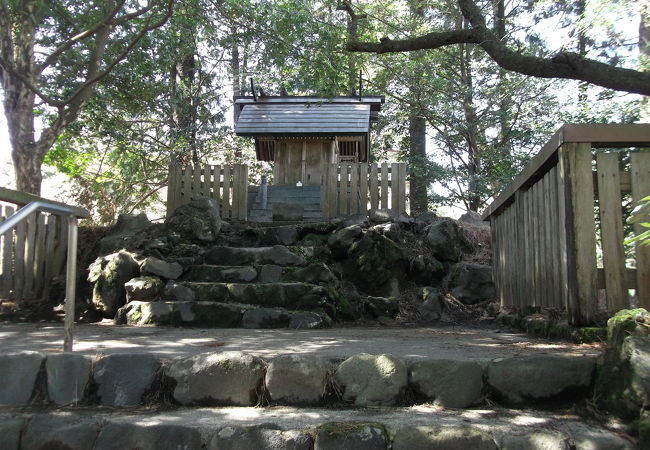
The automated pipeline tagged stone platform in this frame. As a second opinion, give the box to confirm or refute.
[0,322,602,361]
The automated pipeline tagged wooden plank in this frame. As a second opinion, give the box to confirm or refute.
[42,214,58,300]
[592,171,631,193]
[239,165,249,220]
[556,153,570,312]
[597,268,637,289]
[340,163,350,216]
[222,165,231,219]
[192,164,202,199]
[350,163,359,215]
[482,124,650,221]
[562,142,597,325]
[212,165,221,208]
[326,164,338,217]
[596,152,628,312]
[380,163,389,210]
[0,205,15,297]
[181,166,192,206]
[13,213,27,300]
[0,187,88,218]
[548,166,562,308]
[390,163,399,215]
[359,164,369,215]
[231,165,241,219]
[398,163,407,215]
[32,213,47,298]
[51,217,68,278]
[631,151,650,308]
[540,172,555,307]
[22,212,37,299]
[370,163,379,211]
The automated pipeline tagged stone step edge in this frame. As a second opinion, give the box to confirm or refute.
[0,350,597,411]
[1,407,635,450]
[180,265,332,284]
[118,301,333,329]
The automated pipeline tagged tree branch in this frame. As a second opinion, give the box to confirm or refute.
[345,0,650,96]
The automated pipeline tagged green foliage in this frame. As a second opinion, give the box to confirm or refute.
[626,196,650,247]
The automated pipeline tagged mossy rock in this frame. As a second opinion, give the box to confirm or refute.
[608,308,650,349]
[325,283,360,321]
[348,230,407,295]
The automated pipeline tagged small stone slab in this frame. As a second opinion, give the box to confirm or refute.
[487,355,596,404]
[125,276,163,301]
[0,352,43,405]
[205,246,306,266]
[496,431,569,450]
[93,353,160,406]
[20,415,101,450]
[46,353,92,405]
[289,311,332,329]
[259,264,283,283]
[140,256,183,280]
[565,423,635,450]
[409,359,484,408]
[242,308,291,329]
[121,301,246,327]
[167,351,265,406]
[209,425,312,450]
[266,355,328,405]
[221,266,258,282]
[392,425,496,450]
[95,422,203,450]
[335,353,407,406]
[315,422,388,450]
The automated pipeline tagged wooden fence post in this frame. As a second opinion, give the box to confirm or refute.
[631,151,650,308]
[560,142,597,325]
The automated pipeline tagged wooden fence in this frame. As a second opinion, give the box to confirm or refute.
[323,162,407,218]
[0,188,87,301]
[482,124,650,325]
[167,163,249,220]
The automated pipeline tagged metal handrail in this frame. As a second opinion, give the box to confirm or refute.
[0,201,79,352]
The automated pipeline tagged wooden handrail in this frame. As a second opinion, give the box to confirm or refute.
[481,124,650,221]
[0,186,89,219]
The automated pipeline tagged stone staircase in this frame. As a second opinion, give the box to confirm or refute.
[116,223,341,329]
[248,185,323,222]
[0,347,636,449]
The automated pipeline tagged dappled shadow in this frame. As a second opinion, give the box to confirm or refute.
[0,322,603,361]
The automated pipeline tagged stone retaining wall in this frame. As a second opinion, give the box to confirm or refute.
[0,351,597,409]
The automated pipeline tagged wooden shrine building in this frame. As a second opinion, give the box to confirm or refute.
[234,95,384,186]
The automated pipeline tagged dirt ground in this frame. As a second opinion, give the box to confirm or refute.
[0,321,603,362]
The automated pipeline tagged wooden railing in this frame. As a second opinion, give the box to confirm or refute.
[0,187,88,301]
[323,162,407,218]
[167,163,249,220]
[482,124,650,325]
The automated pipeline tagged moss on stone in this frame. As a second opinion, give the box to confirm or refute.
[608,309,650,349]
[280,266,300,282]
[325,283,359,321]
[318,422,387,438]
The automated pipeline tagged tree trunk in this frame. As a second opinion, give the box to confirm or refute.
[640,1,650,119]
[407,0,429,214]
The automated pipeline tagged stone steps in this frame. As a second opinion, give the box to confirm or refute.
[118,301,332,328]
[1,406,635,450]
[182,264,307,283]
[174,281,331,311]
[0,350,635,448]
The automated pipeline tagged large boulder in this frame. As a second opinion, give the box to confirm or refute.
[417,287,442,322]
[242,308,291,329]
[315,422,388,450]
[487,355,595,404]
[88,251,140,318]
[392,426,496,450]
[21,415,102,450]
[125,276,164,302]
[348,230,407,296]
[167,352,265,406]
[93,353,160,406]
[265,355,328,405]
[458,210,490,228]
[291,263,338,285]
[0,352,43,405]
[210,425,312,450]
[449,263,495,304]
[165,197,222,242]
[409,254,445,286]
[335,353,408,406]
[140,257,183,280]
[595,309,650,419]
[95,422,203,450]
[46,353,92,406]
[327,225,363,258]
[409,359,484,408]
[96,213,152,254]
[426,218,472,262]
